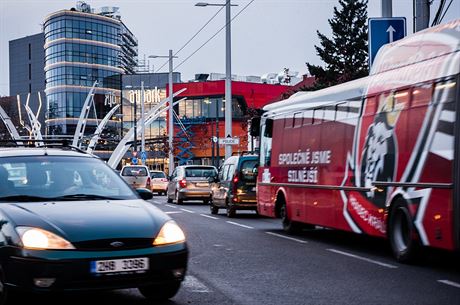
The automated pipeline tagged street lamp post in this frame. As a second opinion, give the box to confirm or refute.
[149,50,178,174]
[196,1,237,160]
[141,81,146,156]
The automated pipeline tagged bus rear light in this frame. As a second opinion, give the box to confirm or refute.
[179,179,187,188]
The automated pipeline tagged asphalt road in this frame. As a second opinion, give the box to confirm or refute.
[20,196,460,305]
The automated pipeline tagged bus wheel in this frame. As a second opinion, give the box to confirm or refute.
[280,202,301,234]
[389,199,419,263]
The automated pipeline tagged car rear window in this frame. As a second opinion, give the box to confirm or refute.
[151,172,166,179]
[122,167,148,176]
[185,167,217,178]
[240,159,258,181]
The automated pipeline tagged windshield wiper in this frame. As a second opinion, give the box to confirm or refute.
[0,195,53,202]
[49,194,120,201]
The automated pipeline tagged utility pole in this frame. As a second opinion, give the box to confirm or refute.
[168,49,174,174]
[224,0,233,160]
[414,0,430,32]
[382,0,392,17]
[133,92,137,152]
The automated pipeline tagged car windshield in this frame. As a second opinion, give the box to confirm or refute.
[122,167,148,176]
[151,172,166,179]
[185,167,217,178]
[0,156,138,201]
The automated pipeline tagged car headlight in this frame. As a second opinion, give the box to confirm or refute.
[153,221,186,246]
[16,227,75,250]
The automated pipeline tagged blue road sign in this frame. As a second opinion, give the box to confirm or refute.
[140,151,147,160]
[368,17,406,66]
[132,157,138,165]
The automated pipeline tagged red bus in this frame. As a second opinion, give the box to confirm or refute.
[256,19,460,262]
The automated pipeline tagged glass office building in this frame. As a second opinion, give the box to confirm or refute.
[43,4,137,142]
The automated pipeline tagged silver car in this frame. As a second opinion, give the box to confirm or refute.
[120,165,151,189]
[167,165,217,204]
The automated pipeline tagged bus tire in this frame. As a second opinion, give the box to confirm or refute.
[280,202,301,234]
[388,199,419,263]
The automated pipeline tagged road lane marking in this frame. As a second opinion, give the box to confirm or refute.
[180,208,195,213]
[327,249,398,269]
[438,280,460,289]
[200,214,219,220]
[226,221,254,229]
[165,211,183,214]
[182,275,211,293]
[265,232,308,244]
[166,204,177,208]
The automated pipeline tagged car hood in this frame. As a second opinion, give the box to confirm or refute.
[2,199,169,243]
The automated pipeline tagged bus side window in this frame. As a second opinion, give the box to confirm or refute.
[347,99,362,118]
[294,112,302,128]
[412,82,433,107]
[324,105,336,121]
[363,96,377,116]
[377,92,393,113]
[394,89,410,111]
[433,79,457,104]
[313,108,324,125]
[335,102,348,121]
[303,110,313,125]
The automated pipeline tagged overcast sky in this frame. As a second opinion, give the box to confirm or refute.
[0,0,459,96]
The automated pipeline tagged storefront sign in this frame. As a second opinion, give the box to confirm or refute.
[128,87,166,105]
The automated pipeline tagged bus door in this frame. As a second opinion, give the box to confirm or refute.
[258,118,277,217]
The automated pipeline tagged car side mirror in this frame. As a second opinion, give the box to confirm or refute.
[253,167,258,175]
[136,188,153,200]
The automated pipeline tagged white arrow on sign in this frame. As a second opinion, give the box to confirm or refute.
[386,25,395,43]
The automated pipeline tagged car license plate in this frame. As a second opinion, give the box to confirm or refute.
[90,257,149,274]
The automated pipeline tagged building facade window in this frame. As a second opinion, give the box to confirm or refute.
[177,97,244,120]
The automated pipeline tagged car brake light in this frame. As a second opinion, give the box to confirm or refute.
[179,179,187,188]
[232,171,239,194]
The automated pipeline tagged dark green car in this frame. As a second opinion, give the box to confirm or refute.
[0,147,188,304]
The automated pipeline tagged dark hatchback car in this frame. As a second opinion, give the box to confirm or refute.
[210,155,258,217]
[0,147,188,304]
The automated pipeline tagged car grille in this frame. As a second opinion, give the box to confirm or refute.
[73,238,153,251]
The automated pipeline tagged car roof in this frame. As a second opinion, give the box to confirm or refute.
[122,165,148,168]
[0,147,93,158]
